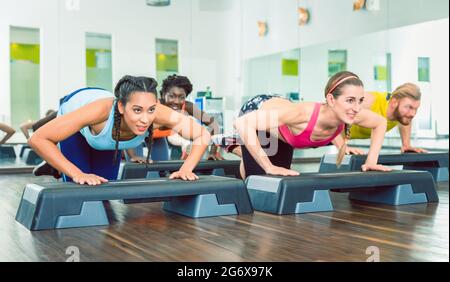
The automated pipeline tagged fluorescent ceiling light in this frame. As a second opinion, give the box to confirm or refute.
[146,0,170,7]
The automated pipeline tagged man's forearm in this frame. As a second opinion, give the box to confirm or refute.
[399,124,412,147]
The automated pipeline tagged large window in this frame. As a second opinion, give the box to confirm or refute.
[328,50,347,78]
[9,26,40,129]
[418,57,430,82]
[86,33,113,91]
[373,53,392,93]
[155,39,178,87]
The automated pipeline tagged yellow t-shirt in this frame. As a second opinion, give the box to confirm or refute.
[350,92,399,139]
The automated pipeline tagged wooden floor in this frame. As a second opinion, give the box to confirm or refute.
[0,170,448,262]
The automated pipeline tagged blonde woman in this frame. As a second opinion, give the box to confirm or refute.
[234,71,391,179]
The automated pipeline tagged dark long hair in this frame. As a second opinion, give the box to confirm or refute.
[324,71,364,166]
[113,75,158,165]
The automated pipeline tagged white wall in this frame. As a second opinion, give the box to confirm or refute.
[300,31,390,103]
[1,0,448,139]
[299,19,449,136]
[0,0,59,124]
[241,0,299,60]
[389,19,449,135]
[245,52,300,100]
[0,0,235,130]
[239,0,449,137]
[240,0,449,59]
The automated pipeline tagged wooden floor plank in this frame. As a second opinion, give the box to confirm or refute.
[0,174,448,262]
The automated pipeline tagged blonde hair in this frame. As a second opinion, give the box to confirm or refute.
[391,83,421,101]
[325,71,363,167]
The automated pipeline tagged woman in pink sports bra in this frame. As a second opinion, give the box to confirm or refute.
[234,71,391,179]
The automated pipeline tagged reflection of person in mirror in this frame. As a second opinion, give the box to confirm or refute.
[168,132,192,160]
[20,109,57,140]
[0,122,16,145]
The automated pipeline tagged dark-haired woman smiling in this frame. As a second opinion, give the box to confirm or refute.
[157,74,224,160]
[29,75,211,185]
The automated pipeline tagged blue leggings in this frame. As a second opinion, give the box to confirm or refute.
[60,132,121,182]
[59,87,121,182]
[151,138,170,161]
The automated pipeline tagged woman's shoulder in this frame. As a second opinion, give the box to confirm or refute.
[297,101,317,108]
[262,96,293,108]
[80,97,115,123]
[89,97,115,110]
[294,102,317,120]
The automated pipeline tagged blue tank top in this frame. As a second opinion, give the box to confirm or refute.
[58,88,148,151]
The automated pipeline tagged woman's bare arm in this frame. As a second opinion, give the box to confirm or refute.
[29,99,113,184]
[0,123,16,144]
[234,98,302,176]
[153,104,211,180]
[354,109,391,171]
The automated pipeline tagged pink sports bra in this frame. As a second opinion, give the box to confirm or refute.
[278,103,344,149]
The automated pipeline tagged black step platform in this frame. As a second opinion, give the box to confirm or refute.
[16,175,253,230]
[22,148,43,165]
[246,170,438,215]
[19,144,30,158]
[319,152,449,182]
[119,160,242,180]
[0,145,16,159]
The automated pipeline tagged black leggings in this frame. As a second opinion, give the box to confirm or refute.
[241,130,294,177]
[239,94,294,177]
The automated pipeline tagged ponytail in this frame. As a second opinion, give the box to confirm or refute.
[145,124,154,167]
[336,124,351,167]
[112,102,122,165]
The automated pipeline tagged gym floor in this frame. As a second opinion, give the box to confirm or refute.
[0,163,447,262]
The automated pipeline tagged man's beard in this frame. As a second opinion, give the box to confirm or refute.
[393,106,412,126]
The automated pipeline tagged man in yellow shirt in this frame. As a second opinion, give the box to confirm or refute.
[333,82,427,154]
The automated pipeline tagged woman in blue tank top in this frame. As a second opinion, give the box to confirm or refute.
[28,75,211,185]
